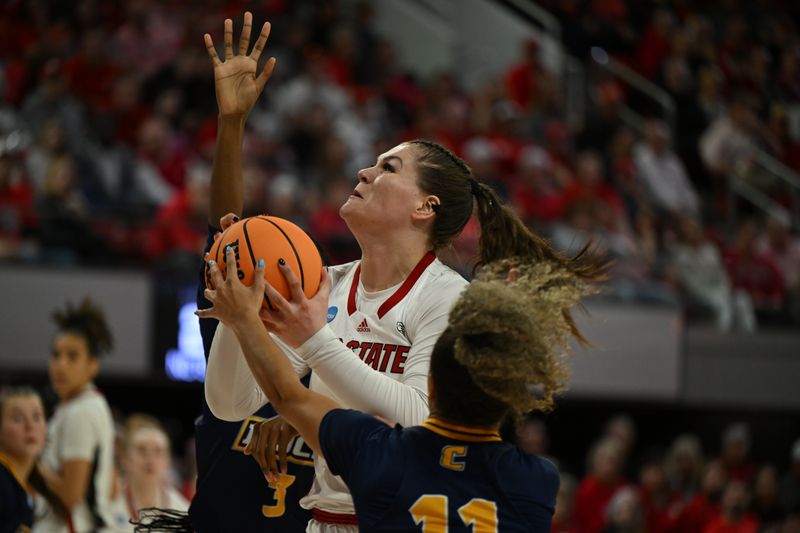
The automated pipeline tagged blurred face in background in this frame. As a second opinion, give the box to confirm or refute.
[49,331,99,402]
[124,427,170,486]
[754,465,778,504]
[517,419,549,455]
[702,460,728,501]
[0,394,46,463]
[592,440,623,484]
[640,462,667,493]
[721,481,750,519]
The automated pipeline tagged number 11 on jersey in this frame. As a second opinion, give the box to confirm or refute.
[410,495,498,532]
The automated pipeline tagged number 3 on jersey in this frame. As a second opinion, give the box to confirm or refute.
[410,495,498,532]
[262,474,296,517]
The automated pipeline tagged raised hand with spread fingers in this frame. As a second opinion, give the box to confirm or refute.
[204,11,276,120]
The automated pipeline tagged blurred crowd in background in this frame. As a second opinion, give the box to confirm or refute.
[1,0,800,331]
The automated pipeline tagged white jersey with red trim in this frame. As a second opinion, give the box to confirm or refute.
[204,252,467,517]
[299,252,466,514]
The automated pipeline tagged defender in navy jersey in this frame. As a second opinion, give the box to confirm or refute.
[319,410,558,531]
[188,227,314,532]
[199,251,601,532]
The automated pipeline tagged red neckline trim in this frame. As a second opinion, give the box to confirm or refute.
[347,251,436,318]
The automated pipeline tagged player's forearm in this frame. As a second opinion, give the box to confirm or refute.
[230,314,309,408]
[209,115,246,226]
[205,322,268,420]
[37,462,88,509]
[230,314,340,451]
[296,327,430,426]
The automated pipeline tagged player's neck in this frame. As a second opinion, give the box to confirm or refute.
[128,478,161,508]
[359,239,433,292]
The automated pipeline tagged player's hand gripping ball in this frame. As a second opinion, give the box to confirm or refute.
[205,216,323,306]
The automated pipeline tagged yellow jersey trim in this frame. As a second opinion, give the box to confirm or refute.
[0,451,30,493]
[421,419,501,442]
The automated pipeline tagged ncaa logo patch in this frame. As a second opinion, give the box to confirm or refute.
[327,306,338,323]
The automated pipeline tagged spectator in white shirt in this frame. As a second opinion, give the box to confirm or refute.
[699,94,761,178]
[634,119,700,217]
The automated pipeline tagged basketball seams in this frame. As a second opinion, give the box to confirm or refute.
[243,219,275,311]
[257,216,306,291]
[241,219,258,272]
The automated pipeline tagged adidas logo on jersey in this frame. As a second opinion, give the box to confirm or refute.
[356,318,370,333]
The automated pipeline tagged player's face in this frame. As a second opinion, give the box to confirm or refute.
[340,143,432,235]
[0,395,46,461]
[49,332,99,402]
[125,429,170,484]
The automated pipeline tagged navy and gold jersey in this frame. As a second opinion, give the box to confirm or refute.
[319,409,558,532]
[188,226,314,532]
[0,453,33,532]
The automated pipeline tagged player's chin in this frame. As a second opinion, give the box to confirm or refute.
[339,199,358,219]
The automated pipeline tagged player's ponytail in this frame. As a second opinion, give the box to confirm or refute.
[429,259,596,427]
[470,178,604,281]
[408,139,605,285]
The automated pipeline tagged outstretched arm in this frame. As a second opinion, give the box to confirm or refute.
[198,248,337,455]
[202,12,291,419]
[204,11,276,225]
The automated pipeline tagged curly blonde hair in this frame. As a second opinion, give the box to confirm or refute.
[430,258,597,425]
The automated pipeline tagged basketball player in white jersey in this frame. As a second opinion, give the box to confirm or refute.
[34,299,118,533]
[199,13,601,532]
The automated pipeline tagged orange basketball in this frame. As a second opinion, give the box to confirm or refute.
[205,216,323,305]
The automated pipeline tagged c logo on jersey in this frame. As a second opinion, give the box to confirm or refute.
[327,306,338,323]
[440,445,468,471]
[231,416,314,466]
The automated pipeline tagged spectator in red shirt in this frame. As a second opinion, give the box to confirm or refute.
[677,460,728,533]
[563,151,624,217]
[752,465,784,530]
[511,145,567,225]
[308,177,359,265]
[136,116,187,191]
[637,8,675,79]
[603,415,637,475]
[62,28,120,113]
[638,454,680,533]
[719,423,757,484]
[702,481,760,533]
[666,434,704,501]
[0,152,36,259]
[575,438,628,533]
[758,217,800,309]
[553,474,578,533]
[504,38,546,112]
[724,220,785,311]
[147,164,209,263]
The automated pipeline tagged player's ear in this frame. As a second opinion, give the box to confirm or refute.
[412,195,440,222]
